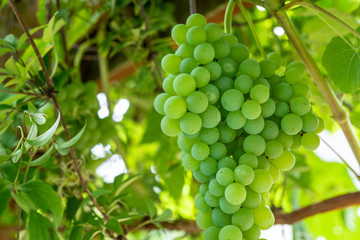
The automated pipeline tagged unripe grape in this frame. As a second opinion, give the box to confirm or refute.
[186,26,206,46]
[161,54,181,73]
[171,24,188,45]
[164,96,187,119]
[186,13,207,28]
[239,59,260,80]
[154,93,170,115]
[204,23,223,43]
[173,73,196,97]
[194,43,215,64]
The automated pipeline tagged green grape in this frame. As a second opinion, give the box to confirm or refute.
[290,134,302,150]
[219,197,241,214]
[162,74,177,95]
[302,113,319,132]
[250,84,269,104]
[161,116,181,137]
[244,116,265,135]
[301,132,320,151]
[214,78,233,96]
[293,82,311,98]
[265,140,283,159]
[243,225,261,240]
[186,91,208,114]
[205,62,222,80]
[199,84,220,104]
[273,82,294,102]
[238,153,258,169]
[225,183,246,205]
[261,98,276,118]
[192,141,210,160]
[290,96,311,116]
[219,225,243,240]
[186,26,206,46]
[221,89,244,112]
[234,165,254,186]
[210,142,227,159]
[204,226,221,240]
[268,164,280,183]
[200,183,209,196]
[253,78,270,90]
[276,130,294,149]
[216,167,234,186]
[218,123,237,143]
[194,43,216,64]
[239,59,260,80]
[190,67,210,88]
[196,209,213,230]
[315,117,325,133]
[171,24,188,45]
[272,150,295,171]
[218,58,238,78]
[281,113,303,135]
[285,67,303,84]
[229,43,249,63]
[234,75,253,94]
[173,73,196,97]
[252,207,275,229]
[200,157,218,176]
[161,54,181,73]
[212,207,232,227]
[154,93,170,115]
[257,156,270,171]
[193,168,211,183]
[186,13,207,28]
[196,197,211,212]
[226,110,246,130]
[200,105,221,128]
[222,34,238,46]
[274,102,290,118]
[267,74,281,87]
[180,58,199,74]
[261,120,279,140]
[178,132,199,152]
[242,100,261,120]
[218,156,236,170]
[243,135,266,156]
[204,23,223,43]
[175,43,194,59]
[181,152,200,171]
[180,112,202,135]
[259,59,276,78]
[249,169,273,193]
[232,208,254,231]
[184,131,200,139]
[267,52,282,69]
[200,127,220,145]
[194,192,202,202]
[287,61,305,73]
[209,178,226,196]
[213,39,231,59]
[205,191,220,207]
[242,187,261,209]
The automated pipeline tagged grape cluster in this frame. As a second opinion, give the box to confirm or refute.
[154,13,324,240]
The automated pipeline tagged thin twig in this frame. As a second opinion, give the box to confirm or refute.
[284,0,360,40]
[136,0,163,87]
[189,0,196,15]
[7,0,53,89]
[319,136,359,177]
[0,168,5,179]
[17,206,21,240]
[0,89,40,96]
[51,94,110,221]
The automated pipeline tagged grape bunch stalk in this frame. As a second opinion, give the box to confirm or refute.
[154,13,324,240]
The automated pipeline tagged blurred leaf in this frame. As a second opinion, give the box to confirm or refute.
[31,113,47,125]
[26,111,60,146]
[155,209,172,222]
[164,164,184,200]
[4,57,21,77]
[28,210,59,240]
[0,179,11,216]
[104,217,123,234]
[15,180,63,225]
[0,119,13,135]
[322,36,360,93]
[114,174,141,197]
[30,145,53,166]
[24,123,38,150]
[10,144,23,163]
[69,226,83,240]
[18,25,46,50]
[83,230,101,240]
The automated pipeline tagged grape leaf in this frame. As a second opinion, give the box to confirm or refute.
[322,36,360,93]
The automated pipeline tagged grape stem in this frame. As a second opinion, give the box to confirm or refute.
[189,0,197,14]
[237,0,267,59]
[224,0,236,34]
[268,5,360,169]
[284,0,360,41]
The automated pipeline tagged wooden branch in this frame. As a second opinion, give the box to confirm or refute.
[189,0,197,14]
